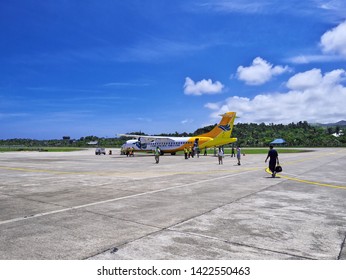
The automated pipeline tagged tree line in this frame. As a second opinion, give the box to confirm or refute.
[1,121,345,148]
[232,121,345,147]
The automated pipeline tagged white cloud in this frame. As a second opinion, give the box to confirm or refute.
[289,20,346,64]
[136,117,153,122]
[320,20,346,57]
[184,77,224,96]
[236,57,291,85]
[194,0,271,14]
[181,119,194,125]
[191,0,343,16]
[289,54,340,64]
[286,68,323,90]
[206,68,346,124]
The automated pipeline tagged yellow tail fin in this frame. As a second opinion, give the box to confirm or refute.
[199,112,236,138]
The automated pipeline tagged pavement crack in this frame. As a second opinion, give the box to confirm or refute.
[168,229,315,260]
[83,209,163,231]
[0,191,66,210]
[337,231,346,260]
[85,227,166,260]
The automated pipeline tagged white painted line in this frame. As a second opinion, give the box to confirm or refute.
[0,169,258,226]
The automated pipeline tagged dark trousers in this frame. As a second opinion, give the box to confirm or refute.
[269,160,276,173]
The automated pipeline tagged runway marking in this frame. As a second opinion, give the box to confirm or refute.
[0,164,260,177]
[0,166,85,175]
[265,168,346,190]
[0,168,258,226]
[1,149,345,225]
[1,148,344,177]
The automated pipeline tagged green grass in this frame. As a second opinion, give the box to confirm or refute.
[235,148,313,154]
[202,148,313,155]
[0,147,85,152]
[174,147,312,155]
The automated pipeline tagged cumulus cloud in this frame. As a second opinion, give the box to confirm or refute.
[286,68,323,90]
[206,68,346,124]
[236,57,291,85]
[320,20,346,57]
[184,77,224,95]
[289,20,346,64]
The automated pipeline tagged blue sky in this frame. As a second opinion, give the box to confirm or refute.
[1,0,346,139]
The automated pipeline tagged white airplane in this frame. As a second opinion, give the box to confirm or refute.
[120,112,237,155]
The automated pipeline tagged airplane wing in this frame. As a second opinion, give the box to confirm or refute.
[118,134,178,142]
[118,134,147,139]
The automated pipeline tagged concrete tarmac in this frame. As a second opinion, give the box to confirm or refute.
[0,148,345,260]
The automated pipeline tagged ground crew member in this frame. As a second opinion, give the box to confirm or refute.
[184,147,188,159]
[231,146,235,157]
[188,146,192,158]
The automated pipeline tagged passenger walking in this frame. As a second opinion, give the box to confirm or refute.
[236,146,241,165]
[196,147,200,158]
[218,148,224,165]
[265,145,279,177]
[154,146,161,164]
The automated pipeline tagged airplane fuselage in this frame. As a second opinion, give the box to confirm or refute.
[120,111,237,155]
[122,136,237,154]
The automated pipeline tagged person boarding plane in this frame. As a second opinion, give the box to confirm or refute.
[120,112,237,155]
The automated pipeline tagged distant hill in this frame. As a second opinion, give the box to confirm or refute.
[313,120,346,127]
